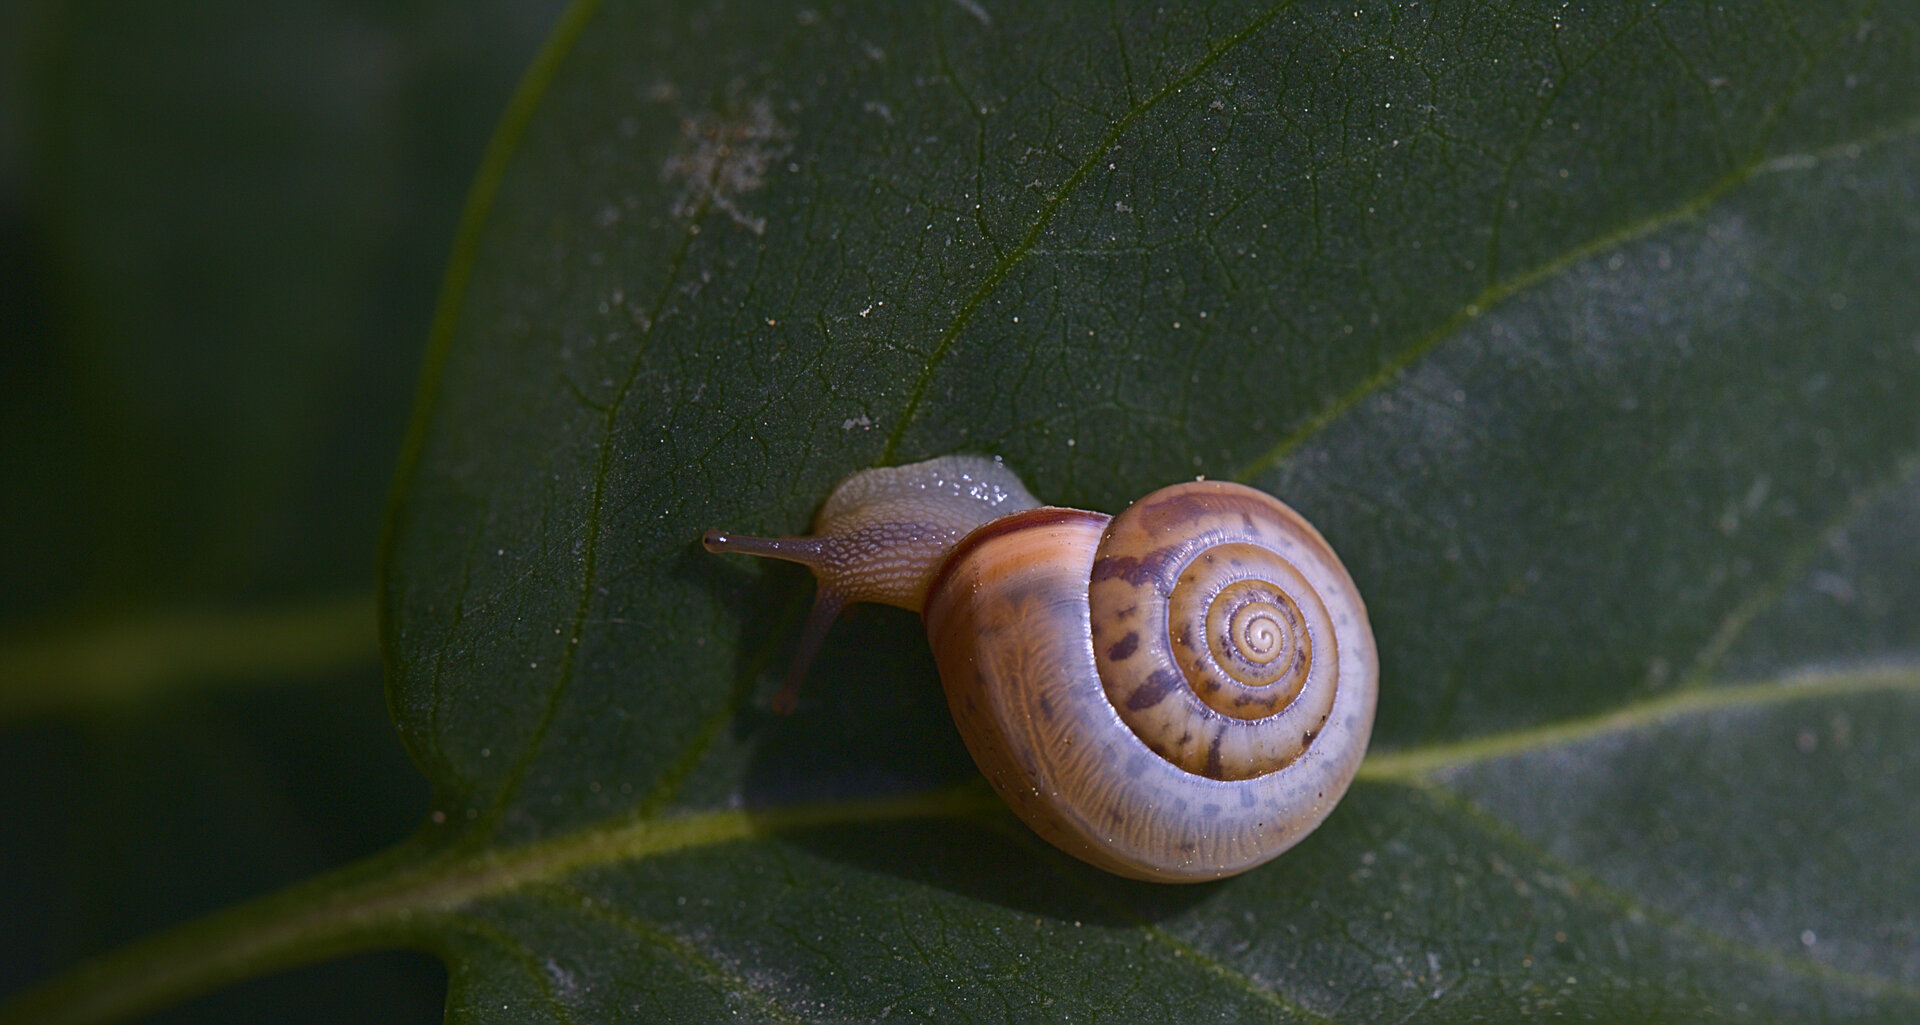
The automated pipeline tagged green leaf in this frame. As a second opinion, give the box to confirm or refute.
[1,0,552,1018]
[15,1,1920,1022]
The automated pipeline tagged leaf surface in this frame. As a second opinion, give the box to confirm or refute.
[372,1,1920,1021]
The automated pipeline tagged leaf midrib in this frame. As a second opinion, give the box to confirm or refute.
[11,663,1912,1025]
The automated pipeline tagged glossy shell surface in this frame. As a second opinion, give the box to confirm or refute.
[923,483,1377,882]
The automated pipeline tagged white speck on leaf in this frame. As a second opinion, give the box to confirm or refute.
[952,0,992,26]
[544,959,578,1000]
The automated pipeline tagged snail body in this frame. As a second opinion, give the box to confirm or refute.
[703,455,1376,882]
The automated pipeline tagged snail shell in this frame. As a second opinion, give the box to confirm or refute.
[704,455,1377,882]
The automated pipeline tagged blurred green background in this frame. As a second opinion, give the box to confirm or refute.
[1,1,563,1020]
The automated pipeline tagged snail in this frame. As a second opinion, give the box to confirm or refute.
[703,455,1376,882]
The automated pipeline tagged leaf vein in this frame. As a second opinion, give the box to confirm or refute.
[1398,777,1920,1002]
[1359,663,1920,780]
[879,0,1302,464]
[445,912,580,1025]
[1230,109,1920,484]
[1679,452,1920,689]
[533,881,807,1024]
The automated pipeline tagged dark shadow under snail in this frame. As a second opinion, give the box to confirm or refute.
[704,455,1377,882]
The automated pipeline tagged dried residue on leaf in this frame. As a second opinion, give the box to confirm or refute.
[661,97,791,235]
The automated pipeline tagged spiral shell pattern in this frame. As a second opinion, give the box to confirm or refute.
[1088,481,1352,781]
